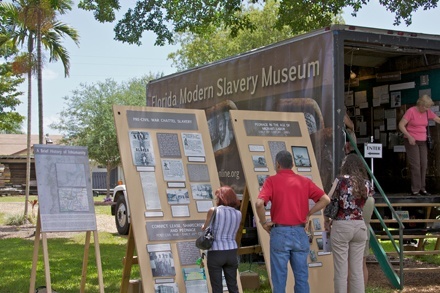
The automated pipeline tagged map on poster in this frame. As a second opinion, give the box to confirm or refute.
[34,145,97,232]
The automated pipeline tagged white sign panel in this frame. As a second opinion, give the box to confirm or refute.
[34,145,97,232]
[364,143,383,158]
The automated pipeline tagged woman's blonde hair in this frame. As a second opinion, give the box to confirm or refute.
[417,94,434,108]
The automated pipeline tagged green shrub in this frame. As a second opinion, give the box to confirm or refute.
[5,213,36,225]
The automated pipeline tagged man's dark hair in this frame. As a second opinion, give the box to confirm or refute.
[275,150,293,169]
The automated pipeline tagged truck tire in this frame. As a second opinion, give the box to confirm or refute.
[115,196,130,235]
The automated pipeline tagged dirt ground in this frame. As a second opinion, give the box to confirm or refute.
[1,202,440,292]
[0,202,117,239]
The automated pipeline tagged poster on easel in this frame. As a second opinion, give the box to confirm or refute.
[229,110,334,293]
[113,105,243,293]
[31,145,104,293]
[34,145,97,232]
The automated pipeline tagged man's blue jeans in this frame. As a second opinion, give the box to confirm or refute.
[270,225,310,293]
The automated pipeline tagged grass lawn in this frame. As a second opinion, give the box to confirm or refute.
[1,196,438,292]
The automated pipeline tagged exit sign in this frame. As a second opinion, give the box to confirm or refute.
[364,143,382,158]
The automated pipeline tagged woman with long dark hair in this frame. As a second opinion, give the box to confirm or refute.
[202,186,241,293]
[324,154,374,293]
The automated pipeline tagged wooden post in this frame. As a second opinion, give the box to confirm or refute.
[94,231,105,293]
[236,186,249,245]
[29,212,41,293]
[29,211,105,293]
[81,231,91,292]
[120,226,136,293]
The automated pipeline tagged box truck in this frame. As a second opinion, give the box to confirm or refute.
[112,24,440,234]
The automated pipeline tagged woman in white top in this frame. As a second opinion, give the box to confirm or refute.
[202,186,241,293]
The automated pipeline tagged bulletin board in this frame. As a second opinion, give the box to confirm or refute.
[113,105,242,293]
[229,110,334,293]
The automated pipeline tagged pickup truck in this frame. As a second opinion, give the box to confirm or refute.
[110,184,130,235]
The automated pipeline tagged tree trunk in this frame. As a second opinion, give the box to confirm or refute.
[37,10,44,144]
[24,36,34,221]
[105,163,112,200]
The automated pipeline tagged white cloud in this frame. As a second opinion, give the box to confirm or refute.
[43,114,62,135]
[43,68,58,81]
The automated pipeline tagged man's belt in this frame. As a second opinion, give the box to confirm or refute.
[273,223,305,228]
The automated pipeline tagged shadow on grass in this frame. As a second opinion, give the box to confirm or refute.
[0,235,139,293]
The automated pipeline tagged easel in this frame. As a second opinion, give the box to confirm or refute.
[118,189,256,293]
[229,110,335,292]
[236,187,262,256]
[120,227,137,293]
[29,211,105,293]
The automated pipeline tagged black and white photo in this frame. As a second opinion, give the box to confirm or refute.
[190,183,213,200]
[252,155,267,168]
[316,238,323,250]
[129,131,156,167]
[149,251,176,277]
[257,175,269,187]
[391,91,401,107]
[291,146,311,167]
[312,218,321,231]
[166,189,190,204]
[155,283,179,293]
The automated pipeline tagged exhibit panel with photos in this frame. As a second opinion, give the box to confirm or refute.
[230,110,334,293]
[113,105,242,293]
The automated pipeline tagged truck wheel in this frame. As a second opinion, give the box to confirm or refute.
[115,196,130,235]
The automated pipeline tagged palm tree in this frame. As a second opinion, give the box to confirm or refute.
[1,0,79,220]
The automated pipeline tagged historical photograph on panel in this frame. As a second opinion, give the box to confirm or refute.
[291,146,312,167]
[257,175,269,187]
[312,218,322,231]
[252,155,267,168]
[391,91,402,107]
[316,238,324,251]
[309,250,318,262]
[162,159,186,181]
[190,183,213,200]
[181,133,206,157]
[268,141,286,168]
[166,189,190,204]
[155,283,180,293]
[157,133,182,158]
[129,130,156,166]
[149,251,176,277]
[209,110,233,152]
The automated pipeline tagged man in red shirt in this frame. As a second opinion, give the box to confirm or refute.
[255,150,330,293]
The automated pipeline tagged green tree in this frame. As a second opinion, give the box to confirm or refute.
[50,74,162,197]
[0,26,25,133]
[168,0,342,71]
[0,61,25,133]
[1,0,79,219]
[78,0,437,46]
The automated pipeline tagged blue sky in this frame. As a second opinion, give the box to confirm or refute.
[14,1,440,135]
